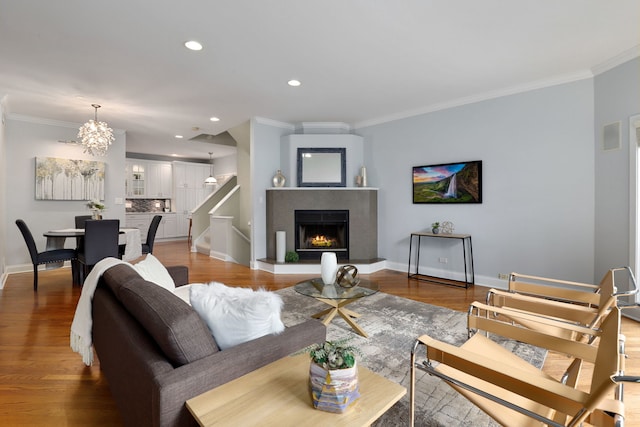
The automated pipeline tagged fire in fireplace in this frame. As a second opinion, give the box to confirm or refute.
[295,210,349,260]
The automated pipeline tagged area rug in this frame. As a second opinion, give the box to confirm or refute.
[276,287,547,427]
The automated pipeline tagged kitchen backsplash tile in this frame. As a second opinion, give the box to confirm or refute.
[126,199,171,213]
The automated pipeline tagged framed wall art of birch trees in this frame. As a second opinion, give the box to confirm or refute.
[35,157,105,201]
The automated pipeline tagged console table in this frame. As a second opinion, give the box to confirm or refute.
[408,232,474,288]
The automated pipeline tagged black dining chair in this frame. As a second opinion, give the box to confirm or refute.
[119,215,162,258]
[143,215,163,254]
[74,215,94,228]
[73,215,95,283]
[15,219,78,291]
[78,219,120,277]
[74,215,95,251]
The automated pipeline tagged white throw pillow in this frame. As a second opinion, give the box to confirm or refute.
[189,282,285,350]
[173,284,193,304]
[133,254,176,292]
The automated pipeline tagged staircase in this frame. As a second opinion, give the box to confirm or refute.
[191,176,250,266]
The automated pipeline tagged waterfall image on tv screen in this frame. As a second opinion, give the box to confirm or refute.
[412,160,482,204]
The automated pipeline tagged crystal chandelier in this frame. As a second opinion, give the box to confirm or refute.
[77,104,115,156]
[204,152,217,185]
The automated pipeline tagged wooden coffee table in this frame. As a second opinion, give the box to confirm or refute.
[186,354,406,426]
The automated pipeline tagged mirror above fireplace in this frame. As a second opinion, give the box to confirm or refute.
[297,147,346,187]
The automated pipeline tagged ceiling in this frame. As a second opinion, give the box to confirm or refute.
[1,1,638,161]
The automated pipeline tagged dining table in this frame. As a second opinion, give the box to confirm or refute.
[43,227,142,285]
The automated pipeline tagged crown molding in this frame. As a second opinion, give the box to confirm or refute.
[6,113,125,134]
[296,122,351,134]
[354,70,593,129]
[8,113,79,128]
[591,44,640,76]
[253,116,295,130]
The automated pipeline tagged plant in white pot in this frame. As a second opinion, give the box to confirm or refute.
[308,340,361,413]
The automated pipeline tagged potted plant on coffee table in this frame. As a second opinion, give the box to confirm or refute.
[308,340,361,413]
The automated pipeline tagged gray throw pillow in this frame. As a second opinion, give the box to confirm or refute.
[117,279,219,366]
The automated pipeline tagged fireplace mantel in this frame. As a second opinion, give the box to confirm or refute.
[265,188,378,262]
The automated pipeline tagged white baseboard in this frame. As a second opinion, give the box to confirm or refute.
[209,250,237,264]
[4,262,73,275]
[385,260,508,290]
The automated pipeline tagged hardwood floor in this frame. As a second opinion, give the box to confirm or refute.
[1,240,638,426]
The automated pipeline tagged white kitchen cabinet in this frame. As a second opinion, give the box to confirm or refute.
[125,161,147,198]
[126,160,172,198]
[176,212,190,237]
[173,162,215,238]
[127,213,178,240]
[173,162,189,189]
[174,162,211,189]
[147,162,173,198]
[126,213,151,241]
[160,214,177,238]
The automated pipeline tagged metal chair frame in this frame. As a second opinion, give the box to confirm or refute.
[410,307,635,427]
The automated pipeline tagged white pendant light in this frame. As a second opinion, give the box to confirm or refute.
[77,104,114,156]
[204,152,217,185]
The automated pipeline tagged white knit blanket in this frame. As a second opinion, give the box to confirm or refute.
[70,257,129,366]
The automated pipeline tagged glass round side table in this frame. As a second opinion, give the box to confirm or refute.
[294,278,379,337]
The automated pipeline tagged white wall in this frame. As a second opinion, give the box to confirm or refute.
[358,79,596,287]
[5,116,126,270]
[213,152,238,179]
[594,58,640,280]
[0,101,6,285]
[250,118,293,265]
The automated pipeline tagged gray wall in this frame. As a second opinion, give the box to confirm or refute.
[594,58,640,280]
[4,116,126,271]
[358,79,596,287]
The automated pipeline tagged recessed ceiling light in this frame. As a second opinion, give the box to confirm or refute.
[184,40,203,51]
[210,117,220,122]
[175,135,183,139]
[288,79,301,87]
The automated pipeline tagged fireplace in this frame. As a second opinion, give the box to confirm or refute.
[295,210,349,260]
[265,189,378,263]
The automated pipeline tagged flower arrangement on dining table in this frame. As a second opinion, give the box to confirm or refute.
[86,199,105,211]
[86,199,106,219]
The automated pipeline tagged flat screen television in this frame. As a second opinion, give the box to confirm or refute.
[412,160,482,204]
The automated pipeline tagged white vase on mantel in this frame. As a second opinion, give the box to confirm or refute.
[321,252,338,285]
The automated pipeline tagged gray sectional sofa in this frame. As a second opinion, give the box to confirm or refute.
[92,263,326,427]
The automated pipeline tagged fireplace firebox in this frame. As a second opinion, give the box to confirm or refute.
[295,210,349,260]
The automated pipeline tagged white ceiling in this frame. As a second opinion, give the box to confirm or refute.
[1,1,638,161]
